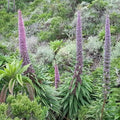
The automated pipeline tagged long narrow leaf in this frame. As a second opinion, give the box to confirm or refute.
[0,85,8,103]
[26,83,34,100]
[16,74,23,86]
[22,76,34,87]
[19,64,30,74]
[9,79,15,95]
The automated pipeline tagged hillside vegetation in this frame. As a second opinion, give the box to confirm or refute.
[0,0,120,120]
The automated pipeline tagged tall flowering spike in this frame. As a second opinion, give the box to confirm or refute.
[18,10,35,75]
[103,15,111,94]
[73,11,83,84]
[54,64,60,89]
[101,15,111,120]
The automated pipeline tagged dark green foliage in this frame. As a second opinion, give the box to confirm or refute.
[90,58,120,98]
[23,0,73,41]
[1,94,47,120]
[0,43,9,55]
[0,103,20,120]
[37,16,67,41]
[0,103,8,117]
[0,0,34,38]
[110,13,120,35]
[78,0,94,3]
[78,87,120,120]
[81,57,120,120]
[58,74,92,119]
[111,57,120,86]
[33,65,53,81]
[24,12,53,26]
[79,100,102,120]
[0,55,10,67]
[0,10,17,37]
[82,0,108,36]
[50,16,63,35]
[38,31,55,42]
[0,0,7,8]
[91,67,103,99]
[34,79,60,120]
[27,0,43,12]
[111,57,120,70]
[89,0,108,13]
[5,0,34,12]
[105,88,120,120]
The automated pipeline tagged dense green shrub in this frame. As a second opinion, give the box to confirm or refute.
[84,36,103,53]
[38,31,55,41]
[78,87,120,120]
[56,40,95,71]
[56,41,76,69]
[0,43,9,55]
[31,44,54,65]
[0,54,10,67]
[33,64,54,81]
[105,88,120,120]
[0,94,47,120]
[5,0,34,12]
[111,42,120,59]
[0,10,17,37]
[58,73,92,119]
[37,16,66,41]
[110,13,120,35]
[0,0,7,8]
[34,80,60,120]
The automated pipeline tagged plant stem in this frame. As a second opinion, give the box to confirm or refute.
[100,93,107,120]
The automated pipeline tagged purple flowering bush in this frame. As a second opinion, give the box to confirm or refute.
[58,11,92,119]
[18,10,35,77]
[1,0,120,119]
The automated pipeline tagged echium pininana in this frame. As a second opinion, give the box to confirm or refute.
[103,15,111,96]
[101,15,111,120]
[73,11,83,83]
[70,11,83,93]
[54,64,60,89]
[18,10,35,76]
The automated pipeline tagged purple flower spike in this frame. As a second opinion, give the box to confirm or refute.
[101,15,111,120]
[70,11,83,93]
[55,64,60,89]
[18,10,35,75]
[103,15,111,94]
[73,11,83,84]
